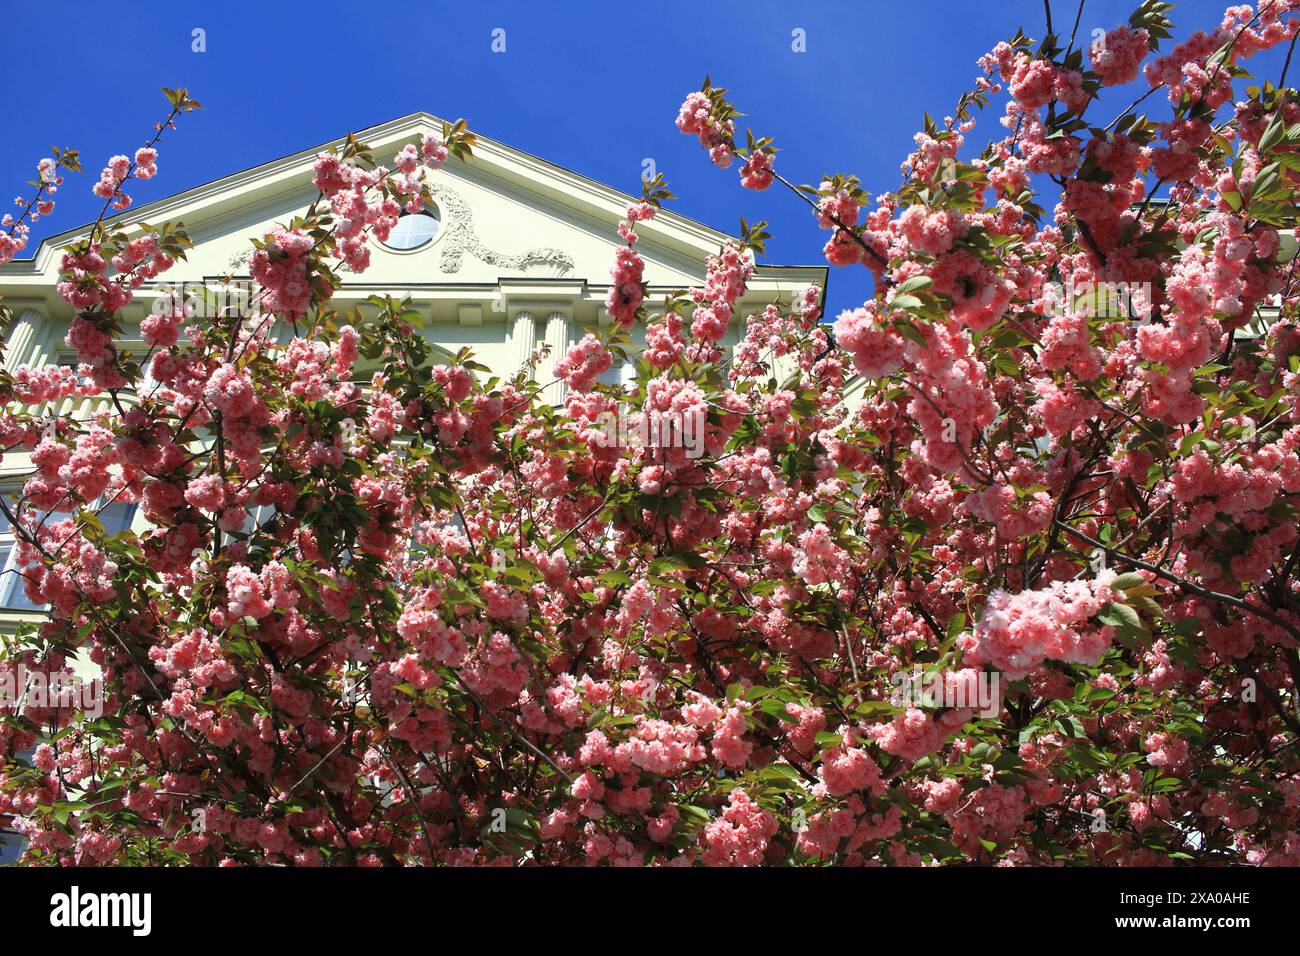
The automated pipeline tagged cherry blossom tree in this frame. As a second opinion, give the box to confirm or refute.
[2,0,1300,866]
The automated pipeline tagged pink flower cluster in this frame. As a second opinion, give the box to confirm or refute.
[929,250,1014,331]
[701,789,778,866]
[1146,4,1298,106]
[1089,26,1150,87]
[869,708,971,763]
[966,573,1118,679]
[834,305,907,380]
[92,155,133,209]
[792,523,849,585]
[819,737,886,797]
[964,477,1053,540]
[57,245,138,321]
[985,45,1089,115]
[899,206,968,256]
[1,158,64,262]
[555,334,613,393]
[739,149,774,191]
[676,90,736,167]
[605,246,645,328]
[218,562,296,624]
[396,588,468,666]
[689,242,753,343]
[906,320,998,474]
[249,228,319,317]
[134,147,158,180]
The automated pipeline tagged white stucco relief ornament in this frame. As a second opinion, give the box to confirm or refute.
[427,183,574,278]
[222,183,574,278]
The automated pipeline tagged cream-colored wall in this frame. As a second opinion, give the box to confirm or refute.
[0,113,827,636]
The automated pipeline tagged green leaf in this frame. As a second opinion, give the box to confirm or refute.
[1110,572,1147,591]
[892,275,933,296]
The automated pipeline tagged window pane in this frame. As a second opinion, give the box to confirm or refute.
[99,501,137,536]
[598,360,630,388]
[0,489,16,534]
[0,830,24,865]
[1,566,42,612]
[0,539,42,612]
[384,210,441,250]
[0,750,32,864]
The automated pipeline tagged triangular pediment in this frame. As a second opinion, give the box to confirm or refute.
[4,113,816,294]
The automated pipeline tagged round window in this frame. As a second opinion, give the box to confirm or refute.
[383,207,441,250]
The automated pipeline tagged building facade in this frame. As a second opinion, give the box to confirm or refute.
[0,111,827,635]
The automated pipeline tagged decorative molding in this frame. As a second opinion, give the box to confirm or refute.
[219,184,576,281]
[429,184,574,278]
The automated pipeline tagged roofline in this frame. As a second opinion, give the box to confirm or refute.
[4,111,819,277]
[5,113,438,271]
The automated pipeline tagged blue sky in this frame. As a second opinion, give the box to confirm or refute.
[3,0,1287,317]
